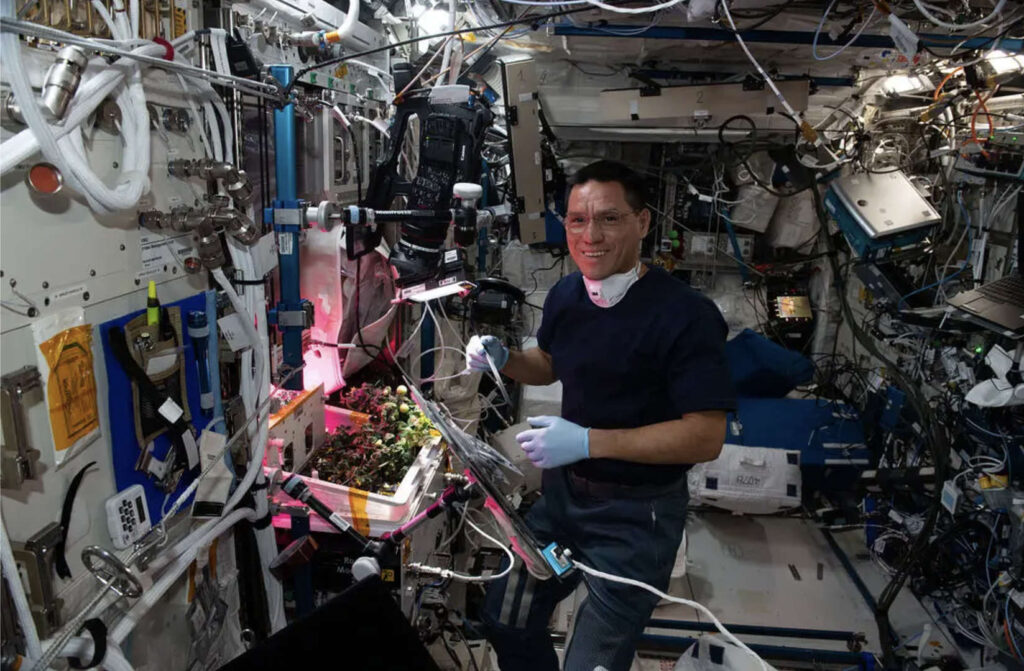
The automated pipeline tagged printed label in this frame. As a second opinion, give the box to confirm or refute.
[140,231,192,275]
[49,284,86,305]
[217,313,250,352]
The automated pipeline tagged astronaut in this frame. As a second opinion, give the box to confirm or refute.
[467,160,736,670]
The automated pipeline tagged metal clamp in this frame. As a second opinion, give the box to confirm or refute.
[1,366,42,488]
[11,522,64,637]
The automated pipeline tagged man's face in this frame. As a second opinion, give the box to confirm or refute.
[565,180,650,280]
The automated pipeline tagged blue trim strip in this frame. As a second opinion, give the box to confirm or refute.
[638,634,871,666]
[635,69,855,88]
[646,619,858,642]
[552,24,1023,53]
[270,65,298,202]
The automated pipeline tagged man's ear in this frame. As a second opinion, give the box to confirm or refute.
[638,208,651,237]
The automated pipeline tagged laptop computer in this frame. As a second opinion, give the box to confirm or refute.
[947,191,1024,334]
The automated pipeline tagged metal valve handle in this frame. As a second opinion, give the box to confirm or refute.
[82,546,144,598]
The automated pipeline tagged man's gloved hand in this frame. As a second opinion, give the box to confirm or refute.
[466,334,509,372]
[515,416,590,469]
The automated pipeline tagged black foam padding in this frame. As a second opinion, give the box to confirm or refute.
[218,577,439,670]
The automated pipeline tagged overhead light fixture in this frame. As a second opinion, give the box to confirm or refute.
[985,50,1024,75]
[418,8,451,36]
[879,74,932,94]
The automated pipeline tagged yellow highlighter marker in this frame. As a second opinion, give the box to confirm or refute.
[146,280,160,327]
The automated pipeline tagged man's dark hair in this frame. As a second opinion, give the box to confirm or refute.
[567,160,648,212]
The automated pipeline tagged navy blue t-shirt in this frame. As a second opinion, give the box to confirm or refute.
[537,266,736,486]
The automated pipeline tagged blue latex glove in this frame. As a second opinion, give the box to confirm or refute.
[515,416,590,469]
[466,334,509,372]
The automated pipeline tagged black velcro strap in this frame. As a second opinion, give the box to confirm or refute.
[107,326,195,471]
[252,512,273,530]
[56,461,97,579]
[67,618,108,669]
[250,479,270,492]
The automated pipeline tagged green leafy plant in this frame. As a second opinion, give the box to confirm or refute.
[309,384,435,493]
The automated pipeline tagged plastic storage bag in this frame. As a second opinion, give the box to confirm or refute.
[31,307,100,466]
[674,635,770,671]
[688,443,801,515]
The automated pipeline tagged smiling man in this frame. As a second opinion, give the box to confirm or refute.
[467,160,736,670]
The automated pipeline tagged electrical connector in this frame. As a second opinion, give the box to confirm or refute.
[541,543,574,577]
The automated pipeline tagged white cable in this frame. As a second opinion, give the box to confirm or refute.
[573,560,772,671]
[173,73,214,160]
[485,351,514,409]
[110,507,257,643]
[436,502,472,548]
[424,301,448,377]
[912,0,1007,31]
[718,0,801,124]
[582,0,686,14]
[411,516,516,582]
[812,0,878,61]
[1,517,43,661]
[499,0,587,4]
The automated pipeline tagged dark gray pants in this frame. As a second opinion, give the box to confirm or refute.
[481,468,689,671]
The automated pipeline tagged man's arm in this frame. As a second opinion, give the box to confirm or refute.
[501,347,557,386]
[587,410,727,464]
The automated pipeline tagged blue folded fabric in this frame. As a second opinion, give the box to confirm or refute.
[725,328,814,397]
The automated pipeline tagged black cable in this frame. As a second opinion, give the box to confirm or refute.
[448,621,482,671]
[345,120,380,359]
[917,8,1024,58]
[528,253,567,297]
[284,3,600,96]
[346,125,363,205]
[352,255,383,358]
[811,182,950,667]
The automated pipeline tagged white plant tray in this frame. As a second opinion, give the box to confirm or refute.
[269,404,444,537]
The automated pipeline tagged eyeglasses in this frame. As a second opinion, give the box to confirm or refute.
[563,210,639,235]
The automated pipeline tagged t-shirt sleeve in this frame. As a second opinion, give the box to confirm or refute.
[665,299,737,416]
[536,282,561,353]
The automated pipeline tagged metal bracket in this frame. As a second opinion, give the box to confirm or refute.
[742,74,766,91]
[273,208,304,228]
[11,522,64,637]
[1,366,42,489]
[277,301,314,328]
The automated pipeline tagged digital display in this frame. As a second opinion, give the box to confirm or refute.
[135,497,146,523]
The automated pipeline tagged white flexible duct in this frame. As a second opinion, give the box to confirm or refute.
[59,638,134,671]
[207,31,283,632]
[0,28,224,179]
[1,0,153,214]
[1,7,150,213]
[331,0,361,41]
[2,517,43,661]
[0,44,159,174]
[110,507,257,644]
[437,0,456,85]
[212,264,285,633]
